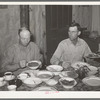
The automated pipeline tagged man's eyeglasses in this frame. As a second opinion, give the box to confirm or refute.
[68,31,78,33]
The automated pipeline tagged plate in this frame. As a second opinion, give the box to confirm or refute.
[23,77,42,88]
[33,86,57,91]
[59,71,78,79]
[26,60,42,70]
[82,76,100,86]
[0,81,6,87]
[87,53,100,59]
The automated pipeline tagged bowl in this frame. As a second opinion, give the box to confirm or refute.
[59,71,78,79]
[46,65,63,75]
[59,77,77,89]
[45,79,58,86]
[4,72,15,81]
[36,71,54,81]
[23,77,42,88]
[26,60,42,70]
[7,85,17,91]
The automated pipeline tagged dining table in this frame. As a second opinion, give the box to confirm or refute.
[1,58,100,91]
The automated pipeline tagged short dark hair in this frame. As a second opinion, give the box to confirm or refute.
[18,27,32,36]
[69,22,81,31]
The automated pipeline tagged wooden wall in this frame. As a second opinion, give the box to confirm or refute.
[0,5,20,64]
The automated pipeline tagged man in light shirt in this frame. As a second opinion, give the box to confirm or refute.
[50,22,92,68]
[1,27,43,75]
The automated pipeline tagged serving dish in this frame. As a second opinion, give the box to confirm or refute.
[82,76,100,86]
[45,79,58,86]
[26,60,42,70]
[59,77,77,89]
[59,71,78,79]
[23,77,42,88]
[36,71,54,81]
[46,65,63,75]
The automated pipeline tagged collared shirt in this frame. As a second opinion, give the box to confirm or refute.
[1,42,42,74]
[50,38,92,64]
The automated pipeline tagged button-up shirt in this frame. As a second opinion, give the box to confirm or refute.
[50,38,92,64]
[1,42,42,74]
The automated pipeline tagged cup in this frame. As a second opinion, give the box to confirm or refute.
[0,77,4,82]
[7,85,17,91]
[17,73,28,81]
[4,72,14,81]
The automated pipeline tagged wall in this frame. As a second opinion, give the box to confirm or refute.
[30,5,46,62]
[72,5,92,31]
[0,5,20,64]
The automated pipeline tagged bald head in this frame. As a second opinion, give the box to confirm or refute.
[18,28,31,46]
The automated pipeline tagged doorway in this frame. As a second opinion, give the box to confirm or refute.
[46,5,72,65]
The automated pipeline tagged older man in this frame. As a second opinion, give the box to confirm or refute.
[1,27,43,75]
[50,22,92,68]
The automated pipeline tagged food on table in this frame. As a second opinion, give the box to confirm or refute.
[38,74,52,79]
[28,62,39,67]
[65,67,75,71]
[60,79,75,86]
[88,53,100,58]
[46,79,58,86]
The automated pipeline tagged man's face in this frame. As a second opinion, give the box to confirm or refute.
[68,26,80,41]
[19,30,31,46]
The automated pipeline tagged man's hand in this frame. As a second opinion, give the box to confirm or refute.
[62,61,71,69]
[19,60,26,68]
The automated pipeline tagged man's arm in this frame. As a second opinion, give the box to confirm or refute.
[50,42,63,65]
[0,46,20,73]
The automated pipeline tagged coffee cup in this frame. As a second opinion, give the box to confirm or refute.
[7,85,17,91]
[4,72,14,81]
[17,73,28,81]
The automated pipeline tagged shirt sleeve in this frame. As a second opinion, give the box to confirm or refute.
[84,42,92,57]
[34,44,43,62]
[1,46,19,73]
[50,42,64,65]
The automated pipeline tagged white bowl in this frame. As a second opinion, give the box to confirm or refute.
[36,71,54,82]
[46,65,63,75]
[7,85,17,91]
[0,77,4,82]
[59,77,77,89]
[23,77,42,88]
[26,60,42,70]
[17,73,28,81]
[45,79,58,86]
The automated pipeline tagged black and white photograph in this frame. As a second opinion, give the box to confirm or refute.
[0,2,100,96]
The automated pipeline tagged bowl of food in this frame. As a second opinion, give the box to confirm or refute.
[27,60,42,70]
[59,77,77,89]
[23,77,42,88]
[46,65,63,75]
[45,79,58,86]
[59,71,78,79]
[36,71,54,81]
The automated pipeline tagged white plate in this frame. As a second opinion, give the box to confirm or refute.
[0,81,7,87]
[23,77,42,88]
[82,76,100,86]
[46,65,63,72]
[33,86,57,91]
[26,60,42,70]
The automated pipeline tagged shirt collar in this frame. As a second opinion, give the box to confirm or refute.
[68,38,82,46]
